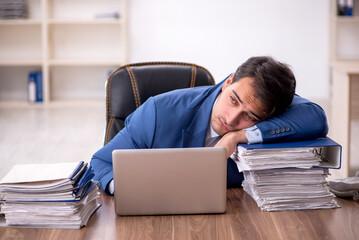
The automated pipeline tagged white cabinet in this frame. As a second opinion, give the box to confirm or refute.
[329,0,359,178]
[0,0,128,103]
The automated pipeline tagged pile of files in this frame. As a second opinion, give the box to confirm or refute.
[0,0,27,19]
[0,161,101,229]
[233,138,341,211]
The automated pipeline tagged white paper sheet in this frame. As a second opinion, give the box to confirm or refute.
[0,162,80,184]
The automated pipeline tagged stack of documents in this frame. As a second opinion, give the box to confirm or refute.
[0,161,101,229]
[235,147,322,171]
[233,138,341,211]
[242,168,339,211]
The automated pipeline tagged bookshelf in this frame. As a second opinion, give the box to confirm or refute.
[330,0,359,61]
[0,0,128,103]
[329,0,359,178]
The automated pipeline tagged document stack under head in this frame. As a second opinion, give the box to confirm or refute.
[0,162,101,229]
[233,138,342,211]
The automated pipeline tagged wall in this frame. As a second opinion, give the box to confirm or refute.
[128,0,330,101]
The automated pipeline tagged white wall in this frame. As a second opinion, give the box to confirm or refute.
[128,0,330,101]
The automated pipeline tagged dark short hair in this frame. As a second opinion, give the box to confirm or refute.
[233,56,296,117]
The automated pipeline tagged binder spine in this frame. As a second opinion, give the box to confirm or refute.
[36,72,43,102]
[27,71,43,103]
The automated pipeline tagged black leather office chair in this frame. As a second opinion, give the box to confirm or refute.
[104,62,215,145]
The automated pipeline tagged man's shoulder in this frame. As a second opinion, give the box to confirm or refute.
[153,85,216,107]
[291,94,315,106]
[157,85,213,97]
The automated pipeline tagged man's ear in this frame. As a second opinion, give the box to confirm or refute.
[222,74,234,91]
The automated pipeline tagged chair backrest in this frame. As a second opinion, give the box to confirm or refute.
[104,62,215,145]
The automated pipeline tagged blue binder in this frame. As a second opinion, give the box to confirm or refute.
[28,71,43,103]
[237,137,342,169]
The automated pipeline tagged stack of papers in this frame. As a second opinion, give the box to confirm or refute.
[242,168,339,211]
[0,162,101,229]
[234,147,322,170]
[234,145,339,211]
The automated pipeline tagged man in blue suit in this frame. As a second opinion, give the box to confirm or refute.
[91,56,328,194]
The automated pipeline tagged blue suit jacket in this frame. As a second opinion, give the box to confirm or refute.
[91,79,328,193]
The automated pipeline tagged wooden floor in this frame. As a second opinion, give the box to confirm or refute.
[0,101,106,180]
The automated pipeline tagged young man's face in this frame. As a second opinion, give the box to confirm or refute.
[211,75,268,136]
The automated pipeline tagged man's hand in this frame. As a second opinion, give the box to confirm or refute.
[214,130,247,158]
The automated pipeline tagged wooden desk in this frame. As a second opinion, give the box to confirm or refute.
[0,188,358,240]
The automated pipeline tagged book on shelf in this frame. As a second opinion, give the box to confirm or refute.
[0,0,27,19]
[0,161,101,229]
[28,71,43,103]
[233,137,342,211]
[95,11,120,19]
[337,0,354,16]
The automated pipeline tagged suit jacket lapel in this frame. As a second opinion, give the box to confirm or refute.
[182,81,224,148]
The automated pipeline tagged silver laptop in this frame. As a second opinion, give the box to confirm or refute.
[112,147,227,216]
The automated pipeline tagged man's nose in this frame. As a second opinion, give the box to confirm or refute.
[226,109,241,126]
